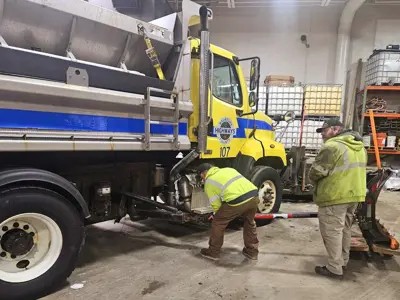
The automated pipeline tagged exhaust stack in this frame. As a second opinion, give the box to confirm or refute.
[197,5,211,153]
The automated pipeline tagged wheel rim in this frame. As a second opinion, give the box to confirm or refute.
[258,180,276,213]
[0,213,63,283]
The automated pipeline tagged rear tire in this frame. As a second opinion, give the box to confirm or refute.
[249,166,282,226]
[0,187,84,300]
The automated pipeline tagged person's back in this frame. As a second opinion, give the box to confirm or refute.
[205,166,258,211]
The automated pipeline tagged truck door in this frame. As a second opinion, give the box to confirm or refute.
[201,49,252,159]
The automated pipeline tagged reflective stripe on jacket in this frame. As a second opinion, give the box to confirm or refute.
[204,167,258,212]
[309,130,367,207]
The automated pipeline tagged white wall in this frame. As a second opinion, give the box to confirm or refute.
[351,5,400,64]
[208,5,400,85]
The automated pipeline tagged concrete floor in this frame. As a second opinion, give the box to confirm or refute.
[43,191,400,300]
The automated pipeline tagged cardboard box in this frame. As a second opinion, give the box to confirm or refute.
[264,75,295,86]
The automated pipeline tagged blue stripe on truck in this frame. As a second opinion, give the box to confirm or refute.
[0,108,188,135]
[0,109,273,139]
[210,118,273,138]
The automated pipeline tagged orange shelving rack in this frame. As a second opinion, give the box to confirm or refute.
[360,86,400,168]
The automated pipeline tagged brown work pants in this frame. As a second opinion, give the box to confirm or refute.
[208,197,259,256]
[318,202,358,275]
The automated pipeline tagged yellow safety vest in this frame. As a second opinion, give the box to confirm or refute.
[204,167,258,212]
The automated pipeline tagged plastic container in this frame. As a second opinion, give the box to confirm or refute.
[301,120,324,150]
[267,86,303,116]
[386,135,397,148]
[376,132,387,147]
[276,120,301,149]
[304,85,342,116]
[365,49,400,86]
[363,135,371,147]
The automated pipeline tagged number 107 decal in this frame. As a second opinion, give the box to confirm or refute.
[220,146,231,157]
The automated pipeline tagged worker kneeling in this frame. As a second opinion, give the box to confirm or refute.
[197,163,260,261]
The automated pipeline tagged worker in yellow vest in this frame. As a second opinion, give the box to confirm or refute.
[309,119,367,280]
[197,163,260,261]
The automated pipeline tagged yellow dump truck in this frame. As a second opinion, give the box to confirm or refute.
[0,0,290,299]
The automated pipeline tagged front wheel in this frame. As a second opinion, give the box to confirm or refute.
[249,166,282,226]
[0,187,84,300]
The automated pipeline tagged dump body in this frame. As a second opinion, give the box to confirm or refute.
[0,0,197,152]
[1,0,174,76]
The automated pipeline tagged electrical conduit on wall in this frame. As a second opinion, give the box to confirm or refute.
[334,0,366,85]
[334,0,365,121]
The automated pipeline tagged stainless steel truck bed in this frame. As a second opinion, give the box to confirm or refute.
[0,0,196,152]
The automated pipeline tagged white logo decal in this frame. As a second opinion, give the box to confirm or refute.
[214,117,237,144]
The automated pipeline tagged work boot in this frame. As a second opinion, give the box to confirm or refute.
[242,248,258,260]
[200,248,220,261]
[315,266,343,280]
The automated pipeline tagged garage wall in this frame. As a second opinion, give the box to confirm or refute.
[209,5,400,85]
[351,6,400,64]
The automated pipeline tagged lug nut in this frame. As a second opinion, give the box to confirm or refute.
[2,226,8,232]
[29,232,35,237]
[0,252,6,258]
[23,225,29,230]
[10,254,16,259]
[13,222,19,228]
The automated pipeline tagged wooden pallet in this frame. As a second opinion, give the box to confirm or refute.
[371,243,400,256]
[350,237,369,252]
[350,236,400,255]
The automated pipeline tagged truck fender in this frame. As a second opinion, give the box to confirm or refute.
[239,138,287,170]
[239,138,264,161]
[0,168,90,219]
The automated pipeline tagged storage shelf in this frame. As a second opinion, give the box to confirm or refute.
[360,86,400,93]
[304,114,341,117]
[363,113,400,118]
[367,149,400,155]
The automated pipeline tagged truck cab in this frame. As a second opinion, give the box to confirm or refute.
[187,39,289,215]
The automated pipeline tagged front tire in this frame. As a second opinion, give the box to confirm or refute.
[249,166,282,226]
[0,187,84,300]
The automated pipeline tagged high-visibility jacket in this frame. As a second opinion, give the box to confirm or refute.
[204,166,258,212]
[309,130,367,207]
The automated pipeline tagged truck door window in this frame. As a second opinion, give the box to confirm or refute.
[212,55,242,107]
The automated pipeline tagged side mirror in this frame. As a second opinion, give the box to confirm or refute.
[272,111,296,123]
[284,111,296,123]
[249,91,257,107]
[249,58,260,91]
